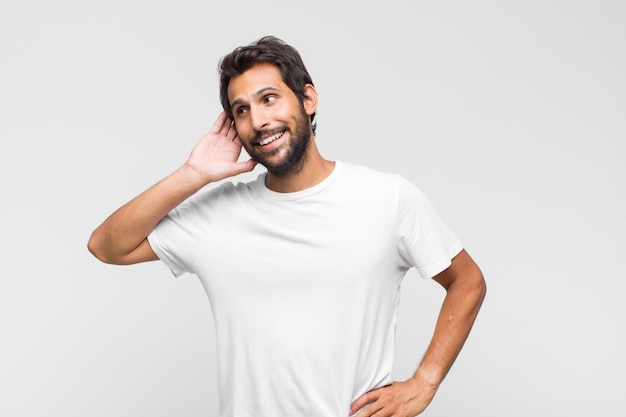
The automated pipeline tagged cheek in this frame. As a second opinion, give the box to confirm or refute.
[234,120,252,139]
[277,108,298,126]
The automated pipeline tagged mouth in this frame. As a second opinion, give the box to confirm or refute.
[256,130,286,147]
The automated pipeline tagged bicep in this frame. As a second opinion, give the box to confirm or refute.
[432,249,484,291]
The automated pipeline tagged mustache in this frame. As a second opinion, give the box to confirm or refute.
[252,126,289,143]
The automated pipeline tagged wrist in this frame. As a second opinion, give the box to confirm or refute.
[178,162,213,189]
[412,366,444,389]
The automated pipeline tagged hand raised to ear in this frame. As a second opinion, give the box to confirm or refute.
[184,111,256,184]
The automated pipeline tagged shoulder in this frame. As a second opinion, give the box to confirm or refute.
[338,161,401,188]
[173,173,265,216]
[337,162,436,212]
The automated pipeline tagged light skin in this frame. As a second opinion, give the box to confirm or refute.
[88,63,486,416]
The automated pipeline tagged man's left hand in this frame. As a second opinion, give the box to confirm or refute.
[349,377,438,417]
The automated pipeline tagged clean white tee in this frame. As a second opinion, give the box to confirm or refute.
[148,161,462,417]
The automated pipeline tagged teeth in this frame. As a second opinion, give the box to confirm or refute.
[259,131,284,146]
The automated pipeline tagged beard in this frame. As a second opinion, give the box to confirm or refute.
[245,104,312,178]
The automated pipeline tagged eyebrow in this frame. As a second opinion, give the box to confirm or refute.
[230,86,280,109]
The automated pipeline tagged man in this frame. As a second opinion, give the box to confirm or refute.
[88,36,486,417]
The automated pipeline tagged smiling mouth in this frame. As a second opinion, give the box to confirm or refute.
[257,130,285,146]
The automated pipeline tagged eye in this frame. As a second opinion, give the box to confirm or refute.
[235,106,249,116]
[263,95,277,104]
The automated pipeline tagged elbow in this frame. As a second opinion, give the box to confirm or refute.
[466,252,487,304]
[476,270,487,305]
[454,261,487,310]
[87,232,104,262]
[87,229,156,265]
[466,261,486,299]
[87,229,112,264]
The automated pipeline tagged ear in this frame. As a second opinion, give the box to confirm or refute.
[302,84,318,116]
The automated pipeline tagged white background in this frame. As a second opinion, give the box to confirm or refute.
[1,0,624,415]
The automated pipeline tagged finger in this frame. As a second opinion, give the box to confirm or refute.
[353,401,384,417]
[231,159,257,176]
[351,392,379,416]
[225,121,239,141]
[210,111,230,135]
[232,132,244,146]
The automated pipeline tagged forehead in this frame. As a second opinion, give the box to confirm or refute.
[227,63,289,104]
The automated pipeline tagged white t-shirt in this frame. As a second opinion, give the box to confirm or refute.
[148,161,462,417]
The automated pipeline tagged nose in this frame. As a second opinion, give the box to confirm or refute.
[250,106,270,131]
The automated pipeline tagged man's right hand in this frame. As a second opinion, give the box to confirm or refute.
[184,111,257,185]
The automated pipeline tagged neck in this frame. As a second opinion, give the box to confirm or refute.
[265,138,335,193]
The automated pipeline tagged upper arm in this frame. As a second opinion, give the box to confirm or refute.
[118,238,160,265]
[432,249,485,292]
[89,237,160,265]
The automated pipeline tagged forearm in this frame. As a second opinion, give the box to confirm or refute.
[88,163,207,264]
[88,112,256,264]
[349,260,485,417]
[414,258,486,387]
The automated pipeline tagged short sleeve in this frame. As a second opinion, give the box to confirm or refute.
[396,176,463,279]
[147,185,225,277]
[147,218,189,278]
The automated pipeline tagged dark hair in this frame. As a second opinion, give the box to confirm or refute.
[219,36,316,133]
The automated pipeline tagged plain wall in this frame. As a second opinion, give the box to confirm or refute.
[1,0,624,415]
